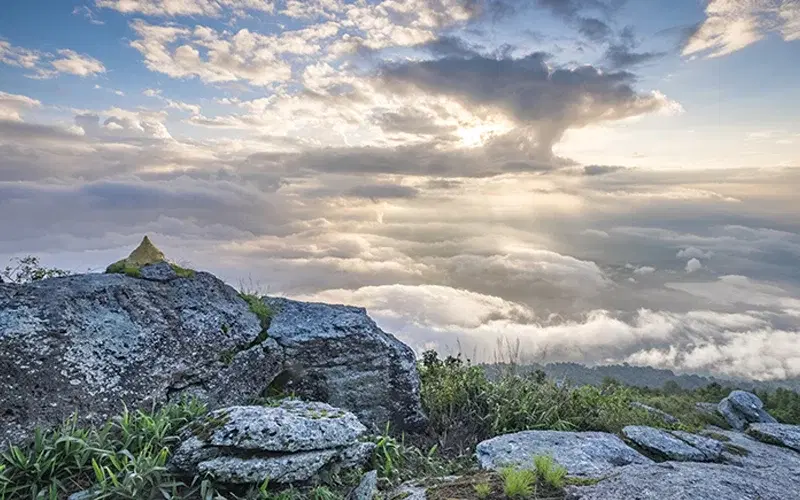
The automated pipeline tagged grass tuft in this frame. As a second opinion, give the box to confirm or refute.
[500,466,536,499]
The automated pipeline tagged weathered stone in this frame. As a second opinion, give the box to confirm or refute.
[623,426,709,462]
[106,236,166,272]
[476,430,652,478]
[0,272,283,448]
[703,429,800,469]
[265,297,427,432]
[670,431,724,461]
[139,262,177,282]
[390,481,429,500]
[718,391,777,430]
[195,402,366,453]
[347,470,378,500]
[170,402,374,485]
[630,402,679,425]
[718,399,747,430]
[567,462,800,500]
[747,423,800,453]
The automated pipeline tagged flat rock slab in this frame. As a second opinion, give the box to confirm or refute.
[702,429,800,470]
[170,402,374,485]
[747,423,800,453]
[477,430,652,478]
[567,462,800,500]
[199,402,365,452]
[670,431,723,461]
[623,426,710,462]
[630,402,679,425]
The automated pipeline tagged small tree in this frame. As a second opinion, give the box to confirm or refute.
[2,256,71,284]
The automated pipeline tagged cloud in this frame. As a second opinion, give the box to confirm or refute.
[0,92,41,121]
[95,0,276,17]
[685,257,703,273]
[677,247,713,259]
[346,184,421,199]
[0,40,104,78]
[683,0,800,58]
[383,51,673,157]
[604,44,664,68]
[72,5,105,24]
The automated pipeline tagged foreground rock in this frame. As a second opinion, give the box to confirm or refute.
[477,430,652,478]
[0,271,282,448]
[265,297,427,432]
[718,390,777,430]
[705,428,800,469]
[347,470,378,500]
[623,426,721,462]
[170,401,374,484]
[747,423,800,453]
[567,462,800,499]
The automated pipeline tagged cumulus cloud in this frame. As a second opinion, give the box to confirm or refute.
[95,0,276,17]
[683,0,800,58]
[0,40,104,78]
[685,258,703,273]
[0,91,41,121]
[383,51,673,158]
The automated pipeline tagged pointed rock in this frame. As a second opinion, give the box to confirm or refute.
[125,236,166,266]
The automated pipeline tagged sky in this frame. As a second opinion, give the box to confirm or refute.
[1,0,800,381]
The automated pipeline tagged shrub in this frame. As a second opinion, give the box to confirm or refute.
[500,466,535,499]
[473,481,492,498]
[2,255,71,283]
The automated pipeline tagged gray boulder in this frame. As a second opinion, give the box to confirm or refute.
[265,297,427,432]
[622,426,713,462]
[0,272,282,448]
[347,470,378,500]
[747,423,800,453]
[705,429,800,470]
[476,430,652,478]
[138,262,178,282]
[567,462,800,500]
[670,431,724,461]
[630,402,679,425]
[718,391,777,430]
[170,401,374,485]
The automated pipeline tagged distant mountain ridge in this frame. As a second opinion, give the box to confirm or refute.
[481,361,800,393]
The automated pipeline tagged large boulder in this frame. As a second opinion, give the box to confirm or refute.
[747,423,800,453]
[718,390,777,430]
[476,430,652,478]
[169,401,374,484]
[264,297,427,432]
[0,271,283,448]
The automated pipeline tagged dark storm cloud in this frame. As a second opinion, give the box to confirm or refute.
[578,17,613,42]
[371,107,459,136]
[417,36,484,58]
[382,52,665,153]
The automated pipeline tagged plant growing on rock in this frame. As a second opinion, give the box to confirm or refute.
[500,466,536,499]
[533,455,567,489]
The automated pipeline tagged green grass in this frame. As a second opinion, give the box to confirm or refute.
[500,466,536,499]
[533,455,567,489]
[473,481,491,498]
[105,261,142,278]
[418,351,674,454]
[0,399,206,499]
[239,292,273,332]
[169,263,196,278]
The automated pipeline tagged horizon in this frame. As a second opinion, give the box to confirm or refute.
[1,0,799,382]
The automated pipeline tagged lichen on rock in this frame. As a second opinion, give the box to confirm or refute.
[105,236,195,280]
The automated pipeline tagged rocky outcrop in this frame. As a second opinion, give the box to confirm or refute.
[747,423,800,453]
[630,402,678,425]
[622,426,721,462]
[476,430,652,478]
[566,462,800,499]
[265,297,427,432]
[0,271,282,448]
[169,401,374,484]
[718,390,777,430]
